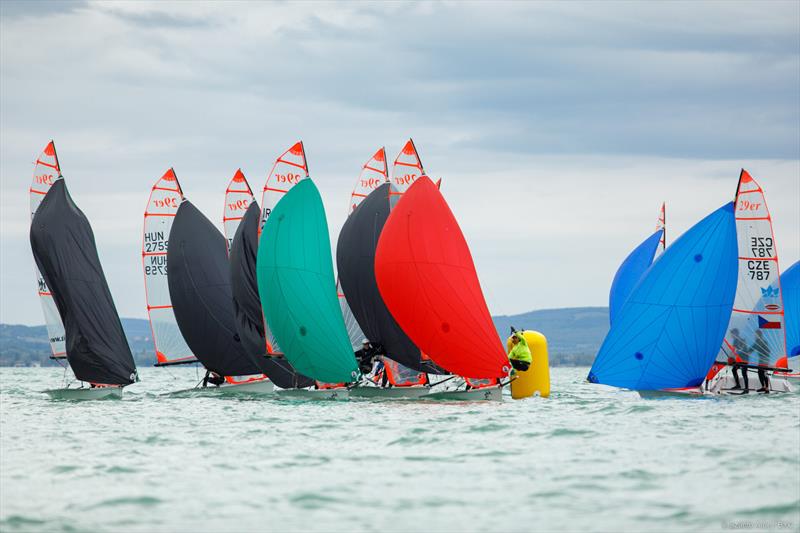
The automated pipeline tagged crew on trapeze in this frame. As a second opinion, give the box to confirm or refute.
[727,328,771,393]
[354,338,382,375]
[507,327,532,373]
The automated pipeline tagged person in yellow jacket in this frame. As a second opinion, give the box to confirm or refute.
[507,327,532,372]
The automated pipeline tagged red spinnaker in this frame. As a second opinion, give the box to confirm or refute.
[374,176,508,378]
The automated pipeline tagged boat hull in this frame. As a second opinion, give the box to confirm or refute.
[275,388,349,400]
[706,368,794,394]
[172,379,274,395]
[426,386,503,401]
[349,385,430,399]
[44,387,123,400]
[637,387,705,399]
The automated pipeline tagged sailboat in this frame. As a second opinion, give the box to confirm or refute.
[609,203,666,325]
[30,155,137,399]
[588,201,738,395]
[375,176,510,401]
[224,169,314,391]
[167,186,274,394]
[142,169,197,367]
[775,261,799,386]
[705,170,792,394]
[256,177,360,398]
[28,141,66,361]
[338,149,441,398]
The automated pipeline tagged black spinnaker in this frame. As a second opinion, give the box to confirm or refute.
[167,200,270,377]
[30,179,137,385]
[337,182,444,374]
[229,202,314,388]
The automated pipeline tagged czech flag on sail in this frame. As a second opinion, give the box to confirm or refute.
[758,316,782,329]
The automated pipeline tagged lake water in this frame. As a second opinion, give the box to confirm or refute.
[1,367,798,532]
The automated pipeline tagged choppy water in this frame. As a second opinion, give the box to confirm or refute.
[1,367,798,532]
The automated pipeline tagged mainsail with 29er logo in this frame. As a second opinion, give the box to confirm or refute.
[714,169,787,370]
[142,168,197,366]
[29,141,67,360]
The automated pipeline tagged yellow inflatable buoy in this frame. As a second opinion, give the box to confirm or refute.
[506,330,550,399]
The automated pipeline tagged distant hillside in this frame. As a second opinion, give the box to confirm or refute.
[493,307,608,366]
[0,308,609,367]
[0,318,155,368]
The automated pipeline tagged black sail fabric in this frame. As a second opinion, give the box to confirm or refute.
[168,200,266,377]
[229,202,313,388]
[337,183,443,373]
[29,179,137,385]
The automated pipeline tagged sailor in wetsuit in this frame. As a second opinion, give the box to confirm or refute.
[354,339,380,375]
[203,371,225,387]
[729,328,750,391]
[750,330,771,393]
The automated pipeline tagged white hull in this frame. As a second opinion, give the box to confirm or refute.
[275,388,349,400]
[44,387,123,400]
[706,367,794,395]
[349,385,430,399]
[637,388,704,399]
[426,386,503,402]
[638,368,796,398]
[774,372,800,392]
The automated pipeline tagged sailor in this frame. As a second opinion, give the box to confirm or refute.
[203,371,225,387]
[729,328,750,391]
[507,327,532,373]
[354,339,379,375]
[750,330,771,393]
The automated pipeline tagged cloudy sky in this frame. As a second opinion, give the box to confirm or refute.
[1,1,798,326]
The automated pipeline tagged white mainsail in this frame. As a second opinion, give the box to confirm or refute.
[223,169,254,254]
[338,148,388,349]
[29,141,66,359]
[716,170,787,368]
[258,141,308,235]
[142,169,196,365]
[389,139,425,209]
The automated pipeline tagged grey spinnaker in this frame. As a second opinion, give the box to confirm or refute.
[167,200,268,377]
[336,183,445,374]
[29,179,137,385]
[229,202,314,388]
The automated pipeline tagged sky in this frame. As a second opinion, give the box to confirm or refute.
[1,0,799,326]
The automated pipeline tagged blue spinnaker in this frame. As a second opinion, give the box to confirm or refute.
[782,261,800,357]
[588,203,738,390]
[609,229,663,326]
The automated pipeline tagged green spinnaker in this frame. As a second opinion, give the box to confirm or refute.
[256,178,360,383]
